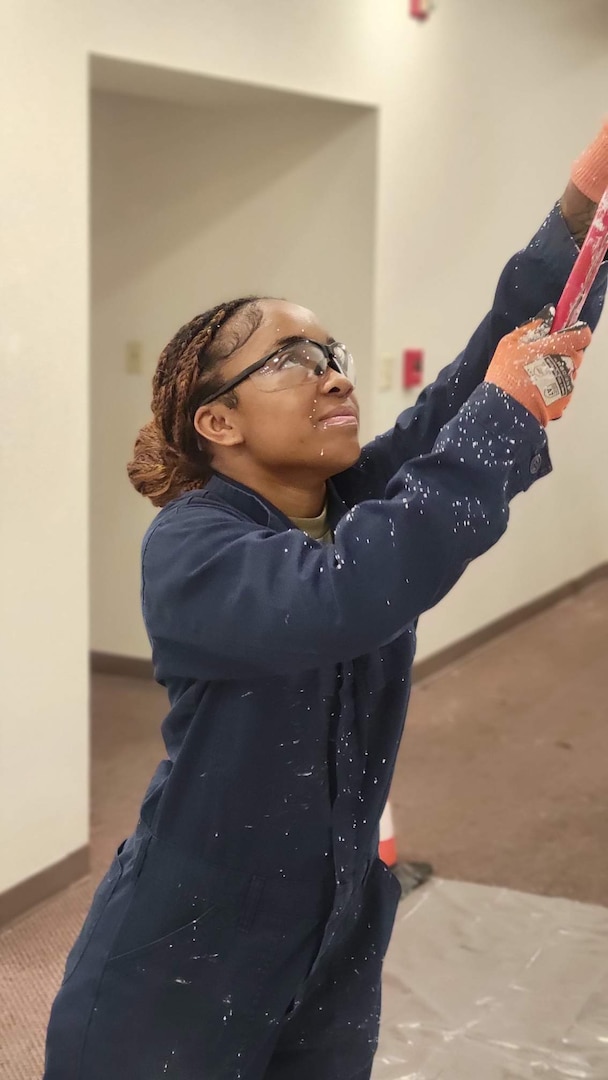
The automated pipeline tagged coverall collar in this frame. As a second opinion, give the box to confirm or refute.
[207,470,349,535]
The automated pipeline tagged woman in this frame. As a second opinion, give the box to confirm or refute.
[44,134,607,1079]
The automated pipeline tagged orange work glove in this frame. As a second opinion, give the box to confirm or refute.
[484,306,592,427]
[571,118,608,203]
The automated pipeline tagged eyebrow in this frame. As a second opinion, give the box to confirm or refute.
[273,333,336,350]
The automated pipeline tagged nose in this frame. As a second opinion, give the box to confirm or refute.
[321,363,354,396]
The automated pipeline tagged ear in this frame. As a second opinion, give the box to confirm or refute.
[194,403,245,448]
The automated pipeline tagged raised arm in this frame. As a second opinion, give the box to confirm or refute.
[338,204,606,506]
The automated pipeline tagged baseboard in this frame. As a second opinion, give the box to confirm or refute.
[0,845,90,930]
[412,561,608,684]
[91,651,154,679]
[91,562,608,687]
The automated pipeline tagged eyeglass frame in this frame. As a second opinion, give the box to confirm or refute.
[194,337,354,408]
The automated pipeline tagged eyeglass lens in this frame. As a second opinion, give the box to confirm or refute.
[250,341,355,393]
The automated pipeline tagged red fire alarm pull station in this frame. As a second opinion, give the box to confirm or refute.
[403,349,424,389]
[410,0,433,20]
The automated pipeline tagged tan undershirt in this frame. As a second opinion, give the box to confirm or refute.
[291,503,333,545]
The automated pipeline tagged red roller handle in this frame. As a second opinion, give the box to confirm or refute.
[552,185,608,331]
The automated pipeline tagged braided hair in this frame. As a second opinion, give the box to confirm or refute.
[127,296,262,507]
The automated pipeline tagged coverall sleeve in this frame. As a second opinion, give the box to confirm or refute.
[340,205,607,502]
[142,384,550,682]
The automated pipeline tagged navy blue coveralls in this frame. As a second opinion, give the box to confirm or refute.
[44,207,606,1080]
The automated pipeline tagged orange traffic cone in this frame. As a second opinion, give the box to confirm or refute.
[378,800,433,899]
[379,802,398,869]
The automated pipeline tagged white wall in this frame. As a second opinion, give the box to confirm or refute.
[90,90,377,657]
[2,0,607,895]
[0,2,88,893]
[371,0,608,657]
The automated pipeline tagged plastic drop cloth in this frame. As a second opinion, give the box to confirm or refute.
[373,878,608,1079]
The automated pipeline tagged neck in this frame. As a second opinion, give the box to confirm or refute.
[214,461,327,518]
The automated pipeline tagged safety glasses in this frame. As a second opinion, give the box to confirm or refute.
[196,338,356,407]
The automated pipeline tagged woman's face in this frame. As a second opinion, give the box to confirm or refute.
[194,299,361,479]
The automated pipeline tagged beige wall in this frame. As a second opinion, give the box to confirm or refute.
[2,0,607,893]
[90,89,377,658]
[371,0,608,655]
[1,2,88,893]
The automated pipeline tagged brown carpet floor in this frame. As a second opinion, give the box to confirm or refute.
[392,578,608,905]
[1,579,607,1077]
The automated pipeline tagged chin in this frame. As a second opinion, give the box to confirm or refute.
[321,442,361,477]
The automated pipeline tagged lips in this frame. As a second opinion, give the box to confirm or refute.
[319,408,359,428]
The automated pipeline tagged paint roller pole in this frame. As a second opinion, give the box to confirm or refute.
[552,185,608,331]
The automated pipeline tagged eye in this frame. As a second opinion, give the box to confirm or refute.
[276,342,321,371]
[255,354,298,379]
[273,352,302,371]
